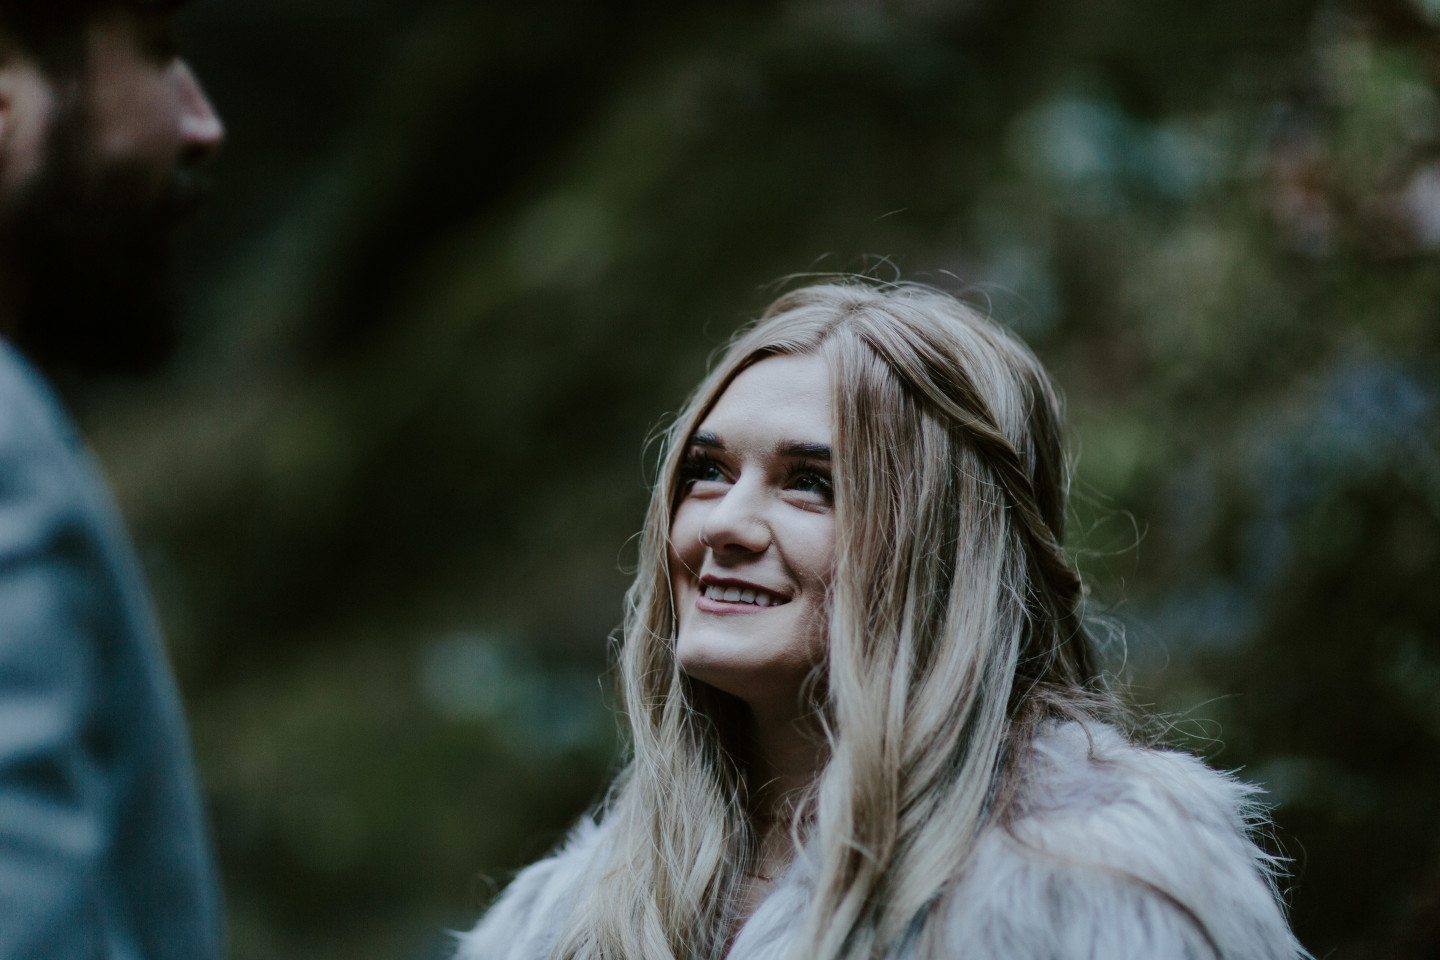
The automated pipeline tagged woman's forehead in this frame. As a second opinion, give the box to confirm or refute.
[697,354,833,447]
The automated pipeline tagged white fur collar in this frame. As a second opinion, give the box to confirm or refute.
[455,722,1308,960]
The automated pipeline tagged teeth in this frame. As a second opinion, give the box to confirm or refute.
[703,584,784,607]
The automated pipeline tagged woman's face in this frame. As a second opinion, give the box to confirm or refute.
[669,353,836,716]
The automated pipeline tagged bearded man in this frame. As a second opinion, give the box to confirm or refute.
[0,2,224,958]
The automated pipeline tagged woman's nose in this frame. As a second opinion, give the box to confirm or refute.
[699,480,770,555]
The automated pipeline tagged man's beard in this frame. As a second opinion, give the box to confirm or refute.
[5,101,206,378]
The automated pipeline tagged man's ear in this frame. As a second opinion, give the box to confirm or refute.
[0,48,54,193]
[0,54,17,147]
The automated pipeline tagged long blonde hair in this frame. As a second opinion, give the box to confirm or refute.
[552,281,1118,960]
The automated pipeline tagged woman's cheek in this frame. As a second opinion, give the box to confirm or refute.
[669,499,713,582]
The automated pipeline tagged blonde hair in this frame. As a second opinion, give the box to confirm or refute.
[552,281,1119,960]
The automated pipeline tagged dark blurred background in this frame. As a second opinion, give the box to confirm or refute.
[67,0,1440,957]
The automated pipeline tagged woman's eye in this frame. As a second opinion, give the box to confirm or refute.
[679,453,728,487]
[790,471,833,500]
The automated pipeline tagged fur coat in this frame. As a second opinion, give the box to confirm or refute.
[454,722,1309,960]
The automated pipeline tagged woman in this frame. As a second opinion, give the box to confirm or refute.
[456,282,1307,960]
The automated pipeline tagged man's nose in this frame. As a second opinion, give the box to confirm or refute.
[174,60,224,166]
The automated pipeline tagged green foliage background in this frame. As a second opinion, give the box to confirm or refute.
[74,0,1440,956]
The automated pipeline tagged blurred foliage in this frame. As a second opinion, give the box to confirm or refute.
[63,0,1440,957]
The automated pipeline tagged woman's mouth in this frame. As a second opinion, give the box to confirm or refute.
[700,583,789,607]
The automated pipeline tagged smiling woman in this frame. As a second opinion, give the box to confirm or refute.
[454,282,1309,960]
[671,355,835,724]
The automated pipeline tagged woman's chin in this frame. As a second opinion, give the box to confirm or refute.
[678,645,815,712]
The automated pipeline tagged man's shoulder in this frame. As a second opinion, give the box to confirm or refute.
[0,337,82,459]
[0,338,109,542]
[947,720,1307,960]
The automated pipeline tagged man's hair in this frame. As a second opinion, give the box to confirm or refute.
[0,0,189,66]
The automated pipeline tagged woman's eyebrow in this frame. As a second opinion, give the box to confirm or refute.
[687,431,830,460]
[689,430,723,449]
[778,440,831,461]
